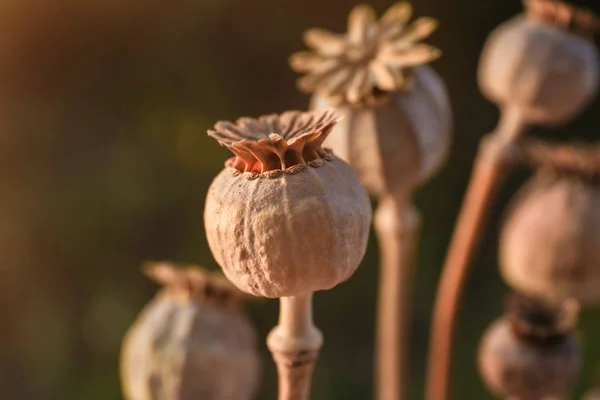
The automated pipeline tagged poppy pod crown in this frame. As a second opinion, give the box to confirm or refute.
[209,109,340,177]
[289,2,441,106]
[504,293,579,345]
[143,262,248,311]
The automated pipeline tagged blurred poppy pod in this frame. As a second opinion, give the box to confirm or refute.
[500,152,600,305]
[120,263,261,400]
[204,109,372,298]
[290,2,452,198]
[478,293,580,400]
[479,0,600,126]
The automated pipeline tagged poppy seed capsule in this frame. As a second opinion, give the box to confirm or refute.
[204,109,372,298]
[500,166,600,305]
[479,0,600,126]
[290,3,452,198]
[120,263,261,400]
[313,66,452,198]
[478,294,581,400]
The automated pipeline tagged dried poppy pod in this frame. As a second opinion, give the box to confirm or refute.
[120,262,261,400]
[290,2,452,198]
[500,151,600,305]
[204,109,372,298]
[478,294,581,400]
[479,0,600,126]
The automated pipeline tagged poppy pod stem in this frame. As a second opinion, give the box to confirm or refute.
[426,107,527,400]
[267,294,323,400]
[374,194,420,400]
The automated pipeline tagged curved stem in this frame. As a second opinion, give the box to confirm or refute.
[267,294,323,400]
[375,195,421,400]
[425,107,527,400]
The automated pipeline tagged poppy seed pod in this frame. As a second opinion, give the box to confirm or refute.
[290,3,452,198]
[120,263,261,400]
[479,0,600,126]
[204,109,372,298]
[500,164,600,305]
[478,294,581,400]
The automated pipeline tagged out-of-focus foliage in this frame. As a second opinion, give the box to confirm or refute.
[0,1,599,399]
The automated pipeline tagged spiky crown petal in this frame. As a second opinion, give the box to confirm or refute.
[144,262,248,307]
[208,109,340,178]
[504,293,579,344]
[524,0,600,37]
[289,2,441,105]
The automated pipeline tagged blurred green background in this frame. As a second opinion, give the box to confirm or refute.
[1,1,599,399]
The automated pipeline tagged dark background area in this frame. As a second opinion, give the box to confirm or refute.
[0,1,599,399]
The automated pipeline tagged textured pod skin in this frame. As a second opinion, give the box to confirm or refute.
[479,14,599,125]
[121,292,261,400]
[314,65,452,198]
[500,172,600,305]
[478,318,580,400]
[204,157,372,298]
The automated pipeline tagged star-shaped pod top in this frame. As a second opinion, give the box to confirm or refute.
[290,2,441,105]
[208,109,340,178]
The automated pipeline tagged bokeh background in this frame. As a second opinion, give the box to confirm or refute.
[1,1,599,399]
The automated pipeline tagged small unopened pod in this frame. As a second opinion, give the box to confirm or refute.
[290,2,452,198]
[204,109,372,298]
[120,263,261,400]
[500,167,600,305]
[478,293,581,400]
[479,0,600,126]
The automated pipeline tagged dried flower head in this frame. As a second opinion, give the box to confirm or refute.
[479,0,599,126]
[478,293,580,400]
[290,2,441,105]
[120,262,261,400]
[501,142,600,305]
[295,3,451,197]
[204,109,372,298]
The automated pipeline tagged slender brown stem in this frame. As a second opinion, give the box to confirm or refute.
[267,294,323,400]
[374,195,421,400]
[425,107,527,400]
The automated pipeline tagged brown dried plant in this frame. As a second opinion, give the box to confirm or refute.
[426,1,599,399]
[204,108,372,400]
[120,262,261,400]
[290,4,451,399]
[478,294,581,400]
